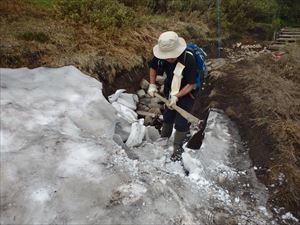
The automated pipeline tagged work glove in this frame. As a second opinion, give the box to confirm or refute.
[168,95,178,108]
[147,84,158,97]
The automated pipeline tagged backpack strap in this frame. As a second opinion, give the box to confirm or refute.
[183,50,194,65]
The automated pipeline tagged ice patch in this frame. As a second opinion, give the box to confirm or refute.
[116,183,147,205]
[58,141,106,181]
[31,188,51,202]
[282,212,299,222]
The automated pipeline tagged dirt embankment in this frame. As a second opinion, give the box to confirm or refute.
[1,1,158,95]
[0,0,216,96]
[192,46,300,218]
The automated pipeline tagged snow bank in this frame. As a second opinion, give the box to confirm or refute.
[1,67,287,225]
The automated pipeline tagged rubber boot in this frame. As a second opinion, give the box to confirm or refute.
[171,131,187,161]
[161,123,173,138]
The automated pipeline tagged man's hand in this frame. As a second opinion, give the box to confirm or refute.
[147,84,158,97]
[168,95,178,107]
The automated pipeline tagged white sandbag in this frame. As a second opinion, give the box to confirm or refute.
[108,89,126,103]
[145,126,160,142]
[126,119,146,147]
[117,93,138,110]
[111,102,138,123]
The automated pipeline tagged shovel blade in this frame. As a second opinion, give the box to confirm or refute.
[186,113,208,150]
[186,130,205,149]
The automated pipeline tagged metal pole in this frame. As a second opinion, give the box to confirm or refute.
[216,0,221,58]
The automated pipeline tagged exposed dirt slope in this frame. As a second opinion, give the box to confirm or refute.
[192,45,300,218]
[0,0,211,96]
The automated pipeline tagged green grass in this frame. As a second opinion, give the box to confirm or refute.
[25,0,54,8]
[17,31,50,43]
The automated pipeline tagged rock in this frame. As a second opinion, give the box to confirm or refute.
[150,97,161,104]
[156,75,165,85]
[144,116,154,126]
[208,101,220,108]
[136,111,156,118]
[209,71,224,79]
[148,107,161,115]
[149,102,161,109]
[132,94,139,103]
[205,60,212,66]
[139,97,152,105]
[140,79,149,90]
[211,58,226,70]
[159,85,164,94]
[137,104,150,111]
[208,88,218,98]
[137,89,146,98]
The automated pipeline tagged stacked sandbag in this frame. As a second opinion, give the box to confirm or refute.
[109,88,160,148]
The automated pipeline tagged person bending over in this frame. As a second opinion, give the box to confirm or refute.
[148,31,198,161]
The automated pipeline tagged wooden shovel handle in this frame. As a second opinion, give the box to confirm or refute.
[154,93,201,124]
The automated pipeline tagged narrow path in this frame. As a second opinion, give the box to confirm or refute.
[269,27,300,50]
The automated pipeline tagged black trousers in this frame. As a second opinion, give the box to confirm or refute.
[163,93,195,132]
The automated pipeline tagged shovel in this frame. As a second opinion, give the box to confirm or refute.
[154,93,205,149]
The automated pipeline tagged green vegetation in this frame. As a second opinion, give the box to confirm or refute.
[18,31,50,43]
[221,0,278,35]
[54,0,136,30]
[276,0,300,26]
[221,0,299,36]
[51,0,299,38]
[25,0,54,7]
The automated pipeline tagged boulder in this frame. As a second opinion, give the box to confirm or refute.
[140,79,149,90]
[156,75,165,85]
[137,89,146,98]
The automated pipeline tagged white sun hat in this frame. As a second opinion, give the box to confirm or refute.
[153,31,187,59]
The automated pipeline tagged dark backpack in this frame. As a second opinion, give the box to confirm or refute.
[184,42,207,90]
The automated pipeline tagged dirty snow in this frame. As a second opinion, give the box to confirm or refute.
[1,66,297,224]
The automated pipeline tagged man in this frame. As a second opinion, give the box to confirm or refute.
[147,31,198,161]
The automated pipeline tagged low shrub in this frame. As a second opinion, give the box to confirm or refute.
[221,0,278,35]
[54,0,136,30]
[18,31,50,43]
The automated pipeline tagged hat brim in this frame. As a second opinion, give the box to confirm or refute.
[153,37,186,59]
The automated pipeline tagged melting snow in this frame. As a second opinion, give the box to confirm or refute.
[1,66,296,224]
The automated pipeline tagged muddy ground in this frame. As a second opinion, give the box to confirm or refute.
[192,49,300,218]
[1,1,299,221]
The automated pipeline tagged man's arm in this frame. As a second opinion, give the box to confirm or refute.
[148,68,158,97]
[149,68,157,84]
[175,84,194,98]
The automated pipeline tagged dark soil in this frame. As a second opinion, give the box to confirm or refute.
[192,64,273,167]
[191,56,300,219]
